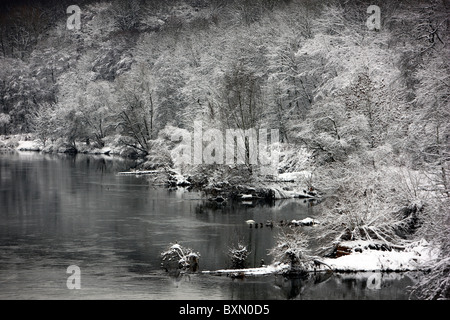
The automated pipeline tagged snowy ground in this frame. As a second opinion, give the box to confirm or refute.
[202,263,290,277]
[320,239,439,272]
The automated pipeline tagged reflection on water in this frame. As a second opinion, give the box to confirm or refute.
[272,272,418,300]
[0,151,417,299]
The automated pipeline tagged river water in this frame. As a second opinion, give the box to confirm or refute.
[0,151,417,299]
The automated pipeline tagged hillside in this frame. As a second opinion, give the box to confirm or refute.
[0,0,449,299]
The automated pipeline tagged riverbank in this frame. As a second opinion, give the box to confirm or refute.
[0,134,134,157]
[161,166,323,202]
[2,146,443,296]
[1,134,320,202]
[3,134,440,274]
[203,239,438,277]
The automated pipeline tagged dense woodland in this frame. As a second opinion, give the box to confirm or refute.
[0,0,449,299]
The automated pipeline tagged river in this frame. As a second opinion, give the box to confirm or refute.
[0,151,417,299]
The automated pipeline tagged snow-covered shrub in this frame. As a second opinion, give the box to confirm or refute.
[161,243,200,273]
[228,243,250,269]
[410,197,450,299]
[314,166,424,254]
[268,228,313,274]
[277,144,312,174]
[140,139,173,170]
[411,232,450,299]
[0,113,11,135]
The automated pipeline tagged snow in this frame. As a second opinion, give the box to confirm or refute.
[171,174,191,186]
[76,143,114,155]
[320,239,439,272]
[301,217,318,225]
[202,263,290,276]
[6,136,116,155]
[118,170,161,175]
[290,217,320,226]
[278,171,311,182]
[261,183,318,200]
[100,147,111,154]
[16,140,42,151]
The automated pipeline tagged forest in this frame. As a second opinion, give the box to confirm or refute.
[0,0,448,299]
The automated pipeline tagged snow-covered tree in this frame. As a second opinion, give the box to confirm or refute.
[77,81,116,147]
[269,228,313,274]
[30,102,57,146]
[411,197,450,299]
[114,64,158,154]
[406,46,449,199]
[0,113,10,135]
[0,57,40,133]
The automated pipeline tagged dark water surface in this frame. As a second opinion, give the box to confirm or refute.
[0,151,417,299]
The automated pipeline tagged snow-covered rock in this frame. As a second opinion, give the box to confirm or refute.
[161,243,200,272]
[290,217,320,227]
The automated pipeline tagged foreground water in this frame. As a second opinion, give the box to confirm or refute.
[0,151,417,299]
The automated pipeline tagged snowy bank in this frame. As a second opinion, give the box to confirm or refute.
[203,239,438,276]
[166,170,323,202]
[0,135,119,155]
[321,239,439,272]
[118,170,162,175]
[16,140,42,151]
[202,263,290,277]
